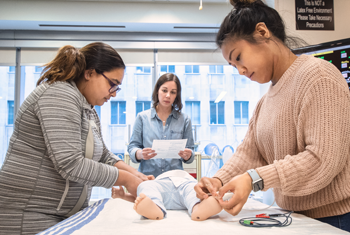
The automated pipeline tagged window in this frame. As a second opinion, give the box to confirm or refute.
[185,65,199,74]
[35,66,43,73]
[185,101,200,125]
[210,101,225,124]
[7,100,14,125]
[160,65,175,73]
[136,101,151,117]
[94,105,101,118]
[234,101,249,124]
[111,101,126,124]
[209,65,224,74]
[136,66,151,73]
[9,66,15,73]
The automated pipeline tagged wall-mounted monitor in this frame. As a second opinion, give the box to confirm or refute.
[293,38,350,89]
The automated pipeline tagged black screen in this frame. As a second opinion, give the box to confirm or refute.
[293,38,350,89]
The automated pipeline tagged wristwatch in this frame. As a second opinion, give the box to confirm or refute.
[247,169,264,192]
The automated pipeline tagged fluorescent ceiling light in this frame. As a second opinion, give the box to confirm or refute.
[189,97,194,99]
[214,91,227,103]
[173,26,219,29]
[132,96,137,99]
[39,24,125,28]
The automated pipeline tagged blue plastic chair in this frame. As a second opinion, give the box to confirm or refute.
[203,143,221,156]
[222,145,234,154]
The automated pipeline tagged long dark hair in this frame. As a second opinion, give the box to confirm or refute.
[37,42,125,86]
[216,0,305,49]
[152,73,183,112]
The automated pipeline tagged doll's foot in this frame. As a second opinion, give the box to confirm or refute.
[191,196,223,221]
[133,193,164,220]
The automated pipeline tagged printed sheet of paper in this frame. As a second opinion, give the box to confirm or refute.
[152,139,187,159]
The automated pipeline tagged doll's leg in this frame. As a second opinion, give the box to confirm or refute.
[134,181,166,220]
[179,181,223,221]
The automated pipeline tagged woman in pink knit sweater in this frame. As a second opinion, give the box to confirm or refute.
[194,0,350,232]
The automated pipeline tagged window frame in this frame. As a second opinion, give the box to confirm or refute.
[209,101,225,125]
[234,101,249,125]
[110,101,127,125]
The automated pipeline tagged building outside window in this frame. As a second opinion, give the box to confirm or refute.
[35,66,43,73]
[9,66,15,73]
[185,101,200,125]
[94,105,101,118]
[210,101,225,125]
[160,65,175,74]
[209,65,224,74]
[185,65,199,74]
[234,101,249,124]
[111,101,126,124]
[7,101,14,124]
[136,101,151,117]
[136,66,151,73]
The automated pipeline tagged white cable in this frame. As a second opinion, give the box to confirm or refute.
[222,190,276,211]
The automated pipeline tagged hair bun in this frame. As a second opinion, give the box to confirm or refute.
[229,0,256,7]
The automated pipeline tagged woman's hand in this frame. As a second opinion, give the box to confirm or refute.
[134,171,155,181]
[217,172,252,216]
[114,170,143,198]
[194,177,222,200]
[178,148,192,161]
[136,148,157,160]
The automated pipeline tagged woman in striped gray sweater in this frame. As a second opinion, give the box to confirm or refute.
[0,42,151,235]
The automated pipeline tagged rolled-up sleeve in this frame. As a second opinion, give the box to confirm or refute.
[128,114,143,163]
[182,116,195,164]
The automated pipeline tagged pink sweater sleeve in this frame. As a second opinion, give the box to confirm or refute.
[214,99,268,185]
[257,71,350,196]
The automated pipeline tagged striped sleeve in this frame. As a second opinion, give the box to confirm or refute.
[93,110,121,166]
[35,84,118,188]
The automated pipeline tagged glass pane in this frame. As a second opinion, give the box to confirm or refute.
[185,101,192,119]
[0,66,15,168]
[135,101,143,117]
[242,101,249,124]
[185,65,192,74]
[94,105,101,118]
[118,101,126,124]
[9,66,15,72]
[193,101,200,125]
[110,101,118,124]
[210,101,217,124]
[209,65,216,74]
[160,65,167,72]
[193,65,199,73]
[168,65,175,73]
[218,101,225,124]
[7,101,14,124]
[136,67,143,73]
[234,101,241,124]
[144,101,151,110]
[217,65,224,74]
[35,66,43,73]
[144,67,151,73]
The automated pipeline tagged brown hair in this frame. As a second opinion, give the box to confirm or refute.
[152,73,183,112]
[37,42,125,86]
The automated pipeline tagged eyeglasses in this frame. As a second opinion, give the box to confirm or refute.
[101,73,121,94]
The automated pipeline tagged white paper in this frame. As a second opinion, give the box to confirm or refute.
[151,139,187,159]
